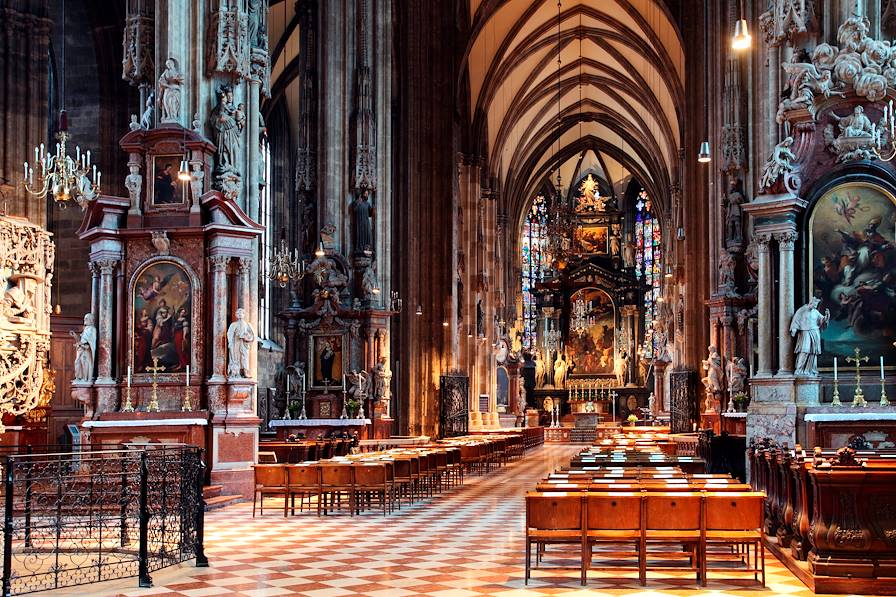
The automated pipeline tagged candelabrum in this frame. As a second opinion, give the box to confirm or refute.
[298,390,308,419]
[182,386,193,412]
[875,100,896,161]
[122,385,135,412]
[269,237,304,288]
[340,390,349,419]
[831,376,842,407]
[847,347,868,407]
[146,357,163,412]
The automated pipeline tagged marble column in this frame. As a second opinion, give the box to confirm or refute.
[89,262,100,326]
[95,259,118,381]
[209,255,230,381]
[775,231,797,375]
[756,233,774,376]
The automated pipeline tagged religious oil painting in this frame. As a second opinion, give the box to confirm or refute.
[310,333,345,389]
[565,288,615,375]
[150,155,187,207]
[809,181,896,368]
[132,261,192,373]
[575,225,609,254]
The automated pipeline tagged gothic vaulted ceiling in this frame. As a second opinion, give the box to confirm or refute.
[462,0,685,226]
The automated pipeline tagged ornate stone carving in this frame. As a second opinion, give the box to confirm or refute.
[246,0,267,50]
[718,249,737,296]
[140,91,155,130]
[724,178,746,249]
[778,61,845,122]
[122,8,154,85]
[553,353,568,389]
[759,136,799,194]
[759,0,816,47]
[790,297,830,376]
[151,231,170,256]
[226,307,255,378]
[209,84,245,187]
[207,1,249,77]
[727,356,748,396]
[124,159,142,211]
[361,262,379,299]
[775,230,797,251]
[70,313,97,382]
[208,254,230,272]
[824,105,881,162]
[158,57,184,124]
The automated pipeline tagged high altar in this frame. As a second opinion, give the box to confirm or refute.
[73,122,263,497]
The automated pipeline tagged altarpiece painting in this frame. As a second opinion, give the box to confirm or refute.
[565,288,615,374]
[132,261,192,373]
[809,181,896,367]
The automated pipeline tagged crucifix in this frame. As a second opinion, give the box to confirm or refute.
[146,357,164,412]
[846,347,868,407]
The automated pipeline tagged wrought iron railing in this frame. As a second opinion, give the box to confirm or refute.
[0,445,207,596]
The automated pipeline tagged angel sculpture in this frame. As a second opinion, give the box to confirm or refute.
[778,61,845,121]
[759,136,797,192]
[348,370,371,400]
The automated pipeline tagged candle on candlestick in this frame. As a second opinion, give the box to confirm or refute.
[127,366,131,388]
[881,356,885,380]
[186,365,190,388]
[342,374,347,391]
[834,357,838,381]
[286,375,290,394]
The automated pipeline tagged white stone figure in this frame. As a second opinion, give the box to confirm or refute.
[517,380,527,418]
[226,308,255,378]
[648,392,656,415]
[494,338,509,365]
[824,105,879,162]
[158,57,184,124]
[70,313,97,382]
[614,350,629,387]
[759,136,796,192]
[553,353,568,389]
[622,234,636,268]
[125,164,142,211]
[140,91,154,130]
[373,356,392,405]
[128,114,141,131]
[702,345,724,394]
[790,297,830,376]
[534,350,546,388]
[653,320,671,362]
[151,231,170,256]
[727,356,748,396]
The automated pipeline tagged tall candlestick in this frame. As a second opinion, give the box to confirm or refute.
[186,365,190,388]
[833,357,838,381]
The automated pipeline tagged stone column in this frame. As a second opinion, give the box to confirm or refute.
[209,255,230,381]
[755,234,774,376]
[775,230,797,375]
[95,259,118,382]
[89,262,100,325]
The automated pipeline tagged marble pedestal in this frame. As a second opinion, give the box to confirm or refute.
[210,380,260,499]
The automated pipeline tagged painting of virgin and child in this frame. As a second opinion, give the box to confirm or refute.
[132,262,192,373]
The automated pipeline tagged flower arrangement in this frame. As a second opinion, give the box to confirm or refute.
[626,414,638,425]
[732,392,749,412]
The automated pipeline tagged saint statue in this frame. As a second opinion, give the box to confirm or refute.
[373,356,392,401]
[701,346,724,393]
[361,263,379,299]
[834,105,873,138]
[726,356,748,395]
[534,350,546,388]
[622,233,636,268]
[351,189,374,256]
[70,313,97,382]
[226,308,255,378]
[790,297,830,376]
[724,178,745,247]
[208,85,245,176]
[158,58,184,124]
[553,353,568,389]
[247,0,267,49]
[614,350,629,387]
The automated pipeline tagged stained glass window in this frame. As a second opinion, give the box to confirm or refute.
[521,194,552,349]
[635,190,662,357]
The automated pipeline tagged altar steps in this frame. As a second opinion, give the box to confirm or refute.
[203,484,243,511]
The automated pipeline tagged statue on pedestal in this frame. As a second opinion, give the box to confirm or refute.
[614,350,629,387]
[727,356,748,396]
[226,308,255,378]
[351,189,374,256]
[759,136,796,192]
[70,313,97,382]
[724,178,745,248]
[209,84,245,179]
[158,57,184,124]
[702,345,724,413]
[553,353,568,389]
[534,350,546,388]
[790,297,830,375]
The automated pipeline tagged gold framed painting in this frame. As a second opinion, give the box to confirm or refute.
[150,154,187,207]
[575,224,609,254]
[309,333,347,389]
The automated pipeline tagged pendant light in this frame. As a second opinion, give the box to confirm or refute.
[731,0,752,50]
[698,141,712,163]
[698,2,711,164]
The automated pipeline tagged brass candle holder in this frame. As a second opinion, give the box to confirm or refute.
[146,357,163,412]
[122,385,135,412]
[881,379,889,407]
[831,377,842,407]
[182,386,193,412]
[847,347,868,407]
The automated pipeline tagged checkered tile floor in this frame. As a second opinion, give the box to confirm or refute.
[41,445,838,597]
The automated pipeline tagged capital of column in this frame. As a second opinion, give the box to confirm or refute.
[774,230,798,251]
[208,255,230,272]
[95,259,119,275]
[237,257,252,274]
[756,233,772,252]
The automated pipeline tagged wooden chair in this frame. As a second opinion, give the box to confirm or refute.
[702,492,765,586]
[287,464,320,515]
[641,492,702,585]
[446,447,464,487]
[584,493,644,585]
[253,464,288,517]
[257,451,277,464]
[525,492,586,585]
[319,464,355,516]
[353,462,393,516]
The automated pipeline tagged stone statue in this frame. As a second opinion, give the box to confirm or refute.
[648,392,656,414]
[361,263,379,299]
[701,345,724,394]
[247,0,267,49]
[70,313,97,382]
[125,164,142,211]
[824,105,880,162]
[614,350,629,387]
[320,224,337,251]
[494,339,509,365]
[622,234,636,268]
[348,370,370,400]
[476,299,484,337]
[534,350,546,388]
[790,297,830,376]
[553,353,568,389]
[726,356,748,396]
[724,178,745,247]
[226,308,255,378]
[158,57,184,124]
[209,84,245,177]
[128,114,141,131]
[517,380,527,417]
[373,356,391,400]
[759,136,796,192]
[151,231,170,256]
[351,189,374,256]
[140,91,154,130]
[653,320,671,363]
[718,249,737,296]
[835,105,873,138]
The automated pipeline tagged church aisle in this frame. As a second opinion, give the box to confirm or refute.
[51,445,830,597]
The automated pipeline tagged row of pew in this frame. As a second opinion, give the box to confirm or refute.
[749,440,896,582]
[526,434,766,587]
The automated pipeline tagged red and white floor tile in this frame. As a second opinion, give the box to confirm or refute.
[47,445,841,597]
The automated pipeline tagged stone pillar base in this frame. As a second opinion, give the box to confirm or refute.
[209,380,259,498]
[746,401,798,448]
[71,384,96,419]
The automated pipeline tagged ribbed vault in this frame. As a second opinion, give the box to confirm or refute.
[462,0,685,224]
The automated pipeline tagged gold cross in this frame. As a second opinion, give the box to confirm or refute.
[146,357,164,412]
[846,347,869,407]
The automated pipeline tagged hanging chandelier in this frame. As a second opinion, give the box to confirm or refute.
[23,111,101,209]
[571,297,593,337]
[269,237,304,288]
